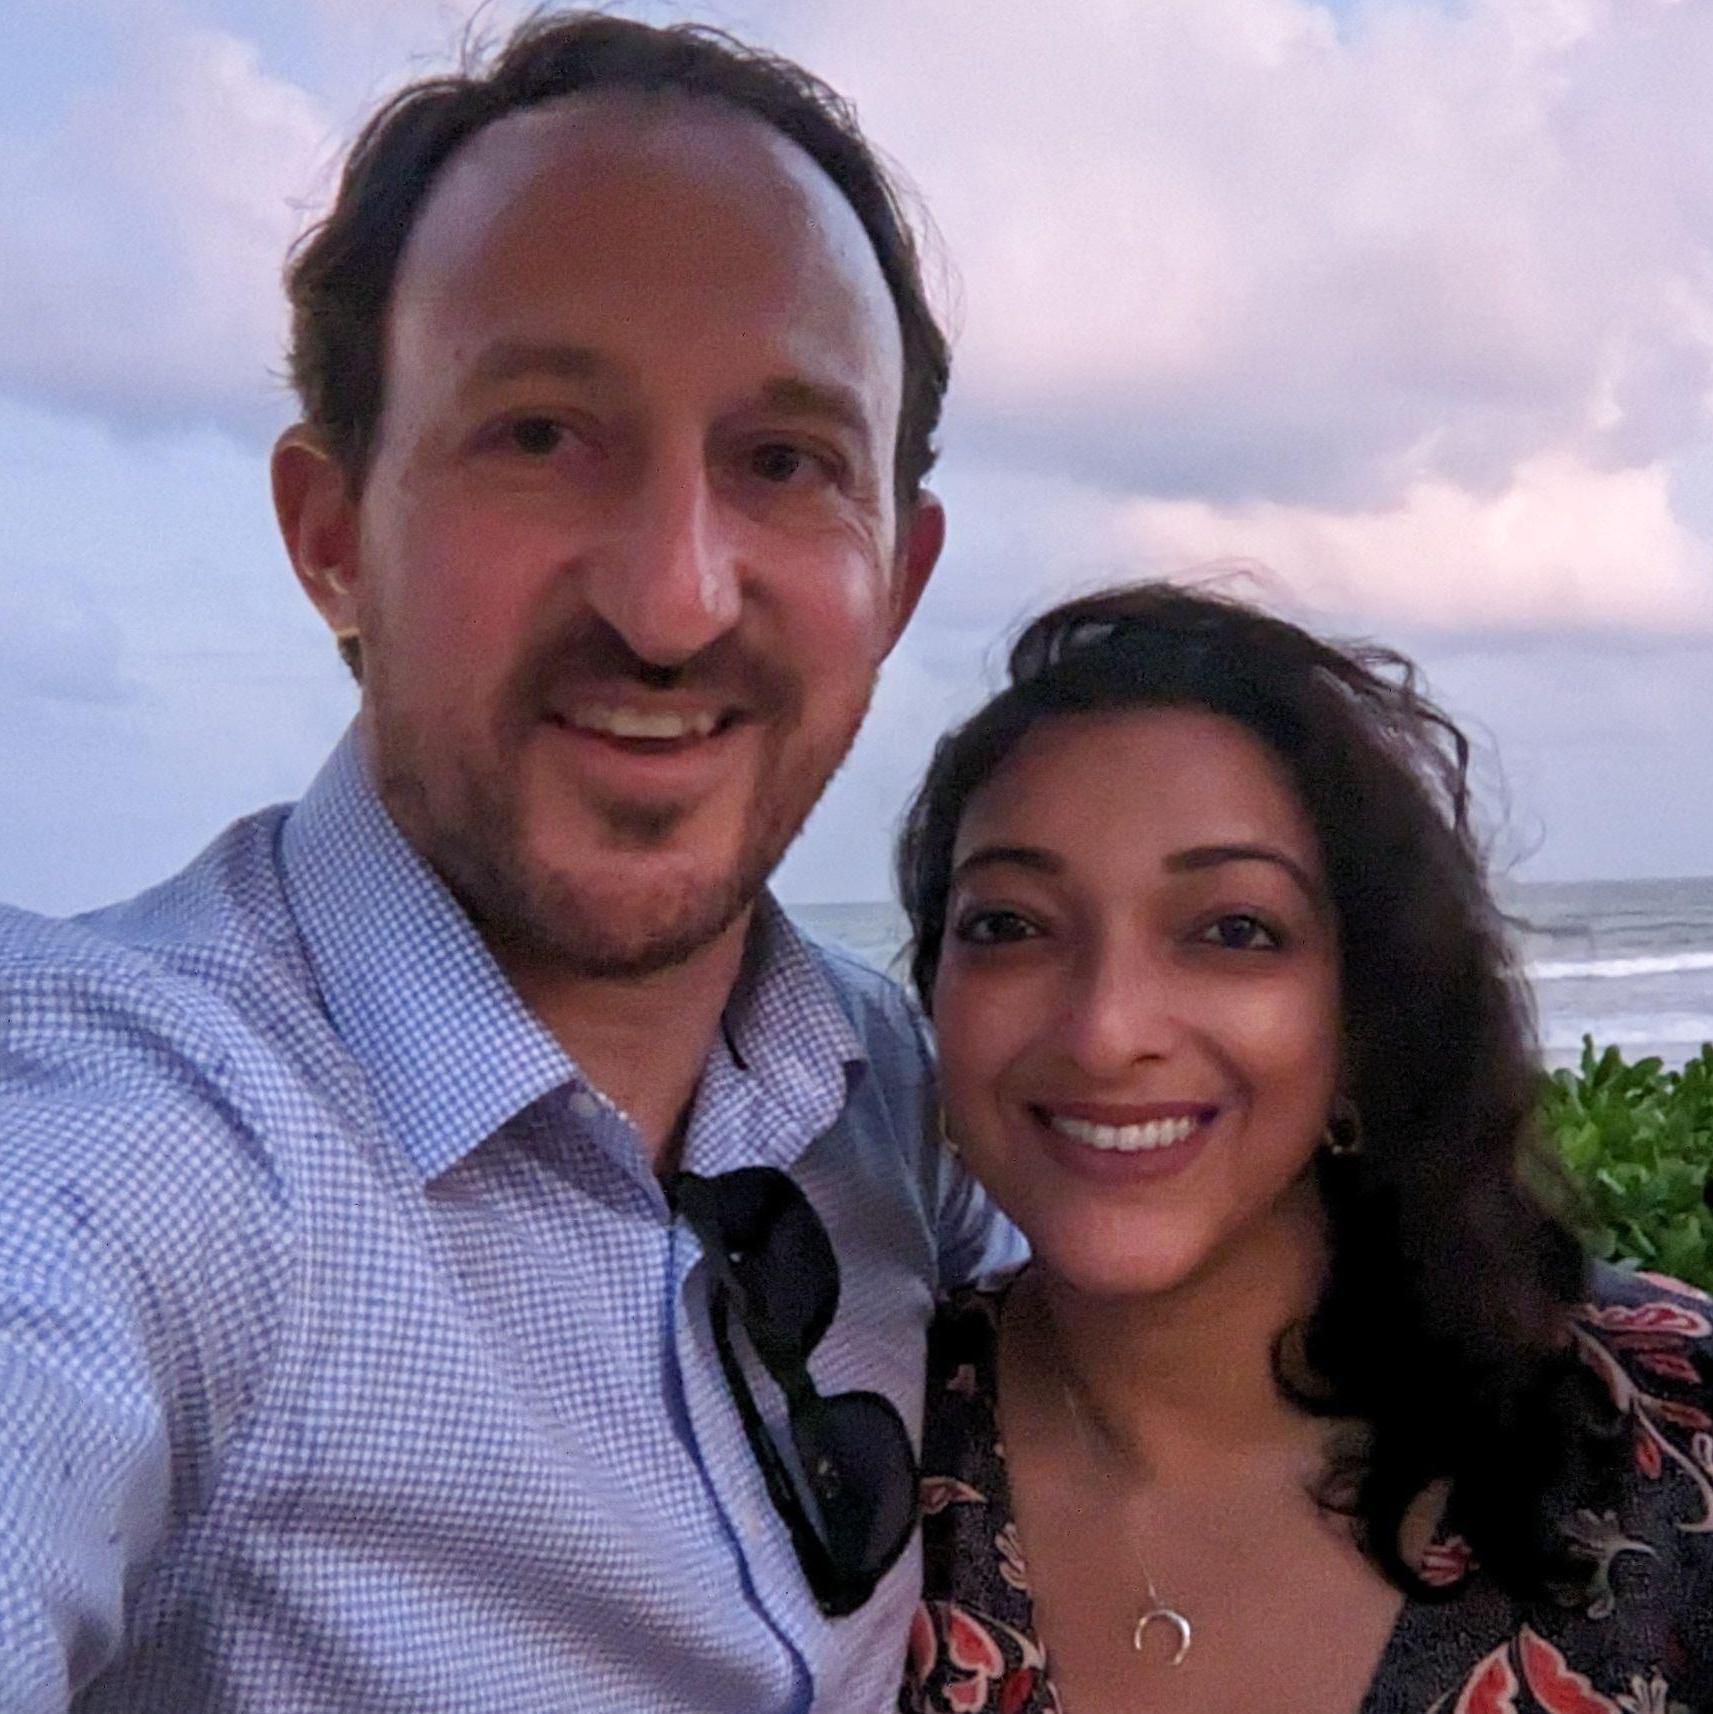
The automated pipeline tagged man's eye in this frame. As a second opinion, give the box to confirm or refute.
[505,417,568,456]
[1198,913,1281,952]
[748,442,826,486]
[952,908,1039,946]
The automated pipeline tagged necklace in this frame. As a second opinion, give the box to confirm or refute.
[1058,1373,1194,1668]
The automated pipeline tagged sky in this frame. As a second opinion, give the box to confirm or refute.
[4,0,1713,912]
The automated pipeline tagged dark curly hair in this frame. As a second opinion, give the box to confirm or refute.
[285,8,948,510]
[897,581,1616,1601]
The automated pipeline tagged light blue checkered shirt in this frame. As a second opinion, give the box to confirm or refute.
[0,730,1020,1714]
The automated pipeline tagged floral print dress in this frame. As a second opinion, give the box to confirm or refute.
[901,1266,1713,1714]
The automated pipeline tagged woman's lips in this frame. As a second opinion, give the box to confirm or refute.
[1036,1101,1219,1152]
[1030,1100,1220,1180]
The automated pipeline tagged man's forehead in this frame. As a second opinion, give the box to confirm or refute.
[397,90,896,326]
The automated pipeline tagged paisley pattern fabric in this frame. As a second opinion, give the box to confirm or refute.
[900,1266,1713,1714]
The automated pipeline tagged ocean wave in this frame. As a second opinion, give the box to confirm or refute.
[1538,1012,1713,1051]
[1528,950,1713,983]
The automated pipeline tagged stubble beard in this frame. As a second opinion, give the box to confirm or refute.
[373,683,874,984]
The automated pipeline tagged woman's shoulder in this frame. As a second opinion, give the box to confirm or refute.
[1404,1265,1713,1714]
[1578,1258,1713,1316]
[921,1277,1016,1505]
[906,1272,1057,1714]
[925,1276,1017,1388]
[1571,1260,1713,1397]
[1564,1261,1713,1584]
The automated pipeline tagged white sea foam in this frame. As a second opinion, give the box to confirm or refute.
[1528,950,1713,983]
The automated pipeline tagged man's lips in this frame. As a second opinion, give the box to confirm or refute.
[533,696,754,805]
[1031,1100,1220,1155]
[541,697,745,751]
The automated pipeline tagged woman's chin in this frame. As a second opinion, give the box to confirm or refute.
[1025,1230,1209,1306]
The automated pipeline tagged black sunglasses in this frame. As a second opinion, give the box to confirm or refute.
[671,1166,919,1616]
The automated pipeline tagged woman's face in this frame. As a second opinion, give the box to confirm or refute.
[932,706,1343,1301]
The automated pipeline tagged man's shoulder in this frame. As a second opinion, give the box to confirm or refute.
[0,805,336,1189]
[796,931,930,1067]
[1,803,301,1031]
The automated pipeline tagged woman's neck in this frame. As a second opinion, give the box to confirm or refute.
[1014,1185,1332,1483]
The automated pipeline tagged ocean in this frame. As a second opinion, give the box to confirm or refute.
[791,877,1713,1072]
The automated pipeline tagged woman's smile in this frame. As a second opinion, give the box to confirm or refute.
[1025,1100,1223,1186]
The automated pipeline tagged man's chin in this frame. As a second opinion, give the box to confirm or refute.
[478,849,762,982]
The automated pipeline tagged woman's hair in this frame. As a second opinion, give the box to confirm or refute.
[897,580,1614,1601]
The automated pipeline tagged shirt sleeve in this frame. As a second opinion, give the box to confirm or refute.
[930,1133,1028,1292]
[0,965,290,1711]
[0,1176,174,1712]
[897,1006,1027,1291]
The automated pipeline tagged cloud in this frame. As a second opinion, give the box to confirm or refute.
[0,587,133,707]
[7,0,1713,650]
[1108,448,1713,630]
[782,0,1713,514]
[0,11,333,440]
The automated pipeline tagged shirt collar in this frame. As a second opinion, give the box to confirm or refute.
[280,727,578,1181]
[279,729,870,1181]
[724,893,868,1095]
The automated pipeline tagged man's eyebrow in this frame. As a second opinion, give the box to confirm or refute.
[950,845,1065,884]
[754,376,872,439]
[1165,843,1322,902]
[466,340,611,388]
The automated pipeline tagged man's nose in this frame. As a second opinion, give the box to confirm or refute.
[581,448,743,668]
[1054,945,1179,1075]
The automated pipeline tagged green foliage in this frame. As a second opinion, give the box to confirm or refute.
[1539,1038,1713,1292]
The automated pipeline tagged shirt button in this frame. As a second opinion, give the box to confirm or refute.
[567,1090,602,1121]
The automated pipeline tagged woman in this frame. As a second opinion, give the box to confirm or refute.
[895,584,1713,1714]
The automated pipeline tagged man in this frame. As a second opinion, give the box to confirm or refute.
[0,14,1018,1712]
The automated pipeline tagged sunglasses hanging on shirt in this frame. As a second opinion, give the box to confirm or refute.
[671,1166,919,1617]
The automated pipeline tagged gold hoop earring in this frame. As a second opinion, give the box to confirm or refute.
[1322,1095,1364,1158]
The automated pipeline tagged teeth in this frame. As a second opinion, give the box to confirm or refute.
[569,704,720,741]
[1048,1114,1201,1153]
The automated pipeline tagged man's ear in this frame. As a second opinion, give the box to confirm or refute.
[271,426,361,640]
[884,489,946,652]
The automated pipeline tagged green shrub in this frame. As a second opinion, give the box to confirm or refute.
[1538,1038,1713,1292]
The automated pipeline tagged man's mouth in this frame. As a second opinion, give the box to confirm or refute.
[540,698,748,757]
[562,702,731,742]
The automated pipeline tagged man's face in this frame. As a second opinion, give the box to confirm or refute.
[333,96,937,979]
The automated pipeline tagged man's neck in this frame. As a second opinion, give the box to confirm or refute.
[503,910,753,1174]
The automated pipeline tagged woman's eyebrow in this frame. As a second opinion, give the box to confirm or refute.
[1165,843,1322,902]
[948,845,1064,885]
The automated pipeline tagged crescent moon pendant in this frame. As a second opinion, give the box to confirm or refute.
[1133,1604,1193,1666]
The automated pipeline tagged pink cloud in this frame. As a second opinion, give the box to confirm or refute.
[0,15,332,436]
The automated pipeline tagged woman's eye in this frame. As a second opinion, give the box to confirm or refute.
[1198,913,1281,952]
[952,907,1039,946]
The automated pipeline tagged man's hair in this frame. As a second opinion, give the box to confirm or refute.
[285,9,949,508]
